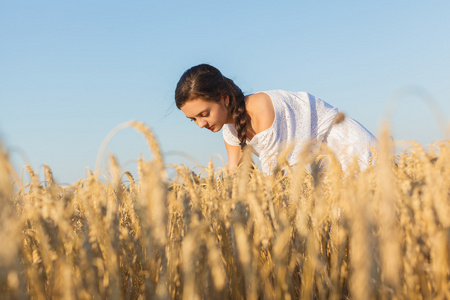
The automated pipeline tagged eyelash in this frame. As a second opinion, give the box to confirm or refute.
[190,113,209,122]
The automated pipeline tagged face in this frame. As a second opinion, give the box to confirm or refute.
[180,96,231,132]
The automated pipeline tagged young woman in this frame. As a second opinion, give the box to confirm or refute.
[175,64,377,174]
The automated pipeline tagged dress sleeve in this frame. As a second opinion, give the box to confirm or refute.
[222,124,241,146]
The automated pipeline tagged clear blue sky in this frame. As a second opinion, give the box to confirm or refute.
[1,1,449,184]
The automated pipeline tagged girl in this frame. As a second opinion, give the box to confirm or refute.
[175,64,376,174]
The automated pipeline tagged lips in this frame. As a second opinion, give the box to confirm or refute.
[208,125,214,131]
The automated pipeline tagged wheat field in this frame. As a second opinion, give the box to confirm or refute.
[0,121,449,299]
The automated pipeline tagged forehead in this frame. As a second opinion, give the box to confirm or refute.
[180,98,216,117]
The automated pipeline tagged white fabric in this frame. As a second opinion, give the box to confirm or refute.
[222,90,377,174]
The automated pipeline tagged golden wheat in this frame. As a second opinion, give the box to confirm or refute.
[0,124,449,299]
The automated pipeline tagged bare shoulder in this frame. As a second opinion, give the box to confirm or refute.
[245,92,272,114]
[245,92,275,133]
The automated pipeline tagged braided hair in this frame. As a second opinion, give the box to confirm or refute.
[175,64,248,149]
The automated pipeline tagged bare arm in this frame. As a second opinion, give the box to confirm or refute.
[225,141,243,171]
[224,92,274,171]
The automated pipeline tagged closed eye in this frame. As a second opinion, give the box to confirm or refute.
[187,110,208,122]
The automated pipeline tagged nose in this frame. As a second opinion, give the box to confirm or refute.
[196,119,208,128]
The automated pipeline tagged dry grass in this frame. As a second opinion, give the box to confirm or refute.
[0,122,449,299]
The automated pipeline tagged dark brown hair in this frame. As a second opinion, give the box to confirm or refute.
[175,64,248,149]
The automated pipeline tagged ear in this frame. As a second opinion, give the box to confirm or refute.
[223,95,230,107]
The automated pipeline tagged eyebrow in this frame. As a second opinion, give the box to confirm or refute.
[186,109,207,119]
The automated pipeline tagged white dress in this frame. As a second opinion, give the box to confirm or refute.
[222,90,377,174]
